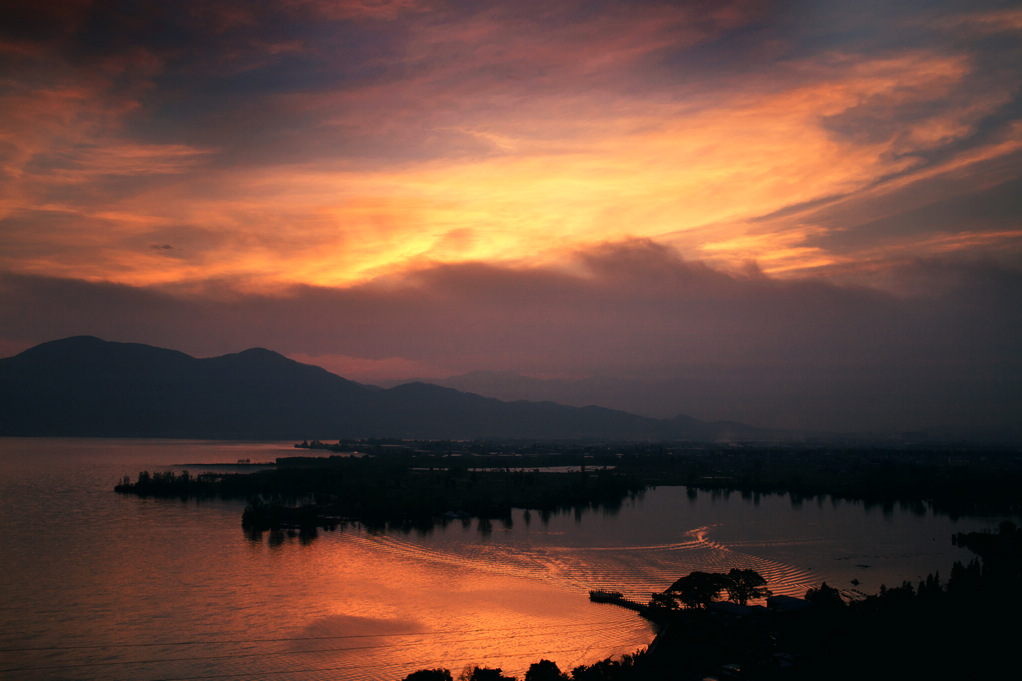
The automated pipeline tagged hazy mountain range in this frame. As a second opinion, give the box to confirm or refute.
[380,371,698,420]
[0,336,782,442]
[4,337,1012,445]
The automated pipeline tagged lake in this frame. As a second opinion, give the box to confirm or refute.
[0,438,1008,680]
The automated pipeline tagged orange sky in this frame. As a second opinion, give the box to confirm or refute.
[2,1,1019,288]
[1,0,1020,433]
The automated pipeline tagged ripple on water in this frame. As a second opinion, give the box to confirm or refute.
[2,441,1007,681]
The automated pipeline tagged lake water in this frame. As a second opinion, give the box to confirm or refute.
[0,438,1009,681]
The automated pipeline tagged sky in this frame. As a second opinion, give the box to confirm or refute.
[1,0,1020,436]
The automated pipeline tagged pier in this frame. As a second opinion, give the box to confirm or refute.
[589,590,659,619]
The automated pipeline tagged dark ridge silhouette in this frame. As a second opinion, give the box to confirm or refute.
[0,336,780,441]
[0,336,371,438]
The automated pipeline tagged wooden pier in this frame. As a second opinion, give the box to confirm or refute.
[589,590,659,619]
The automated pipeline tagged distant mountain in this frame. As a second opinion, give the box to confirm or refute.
[413,370,574,405]
[0,336,781,441]
[390,370,707,420]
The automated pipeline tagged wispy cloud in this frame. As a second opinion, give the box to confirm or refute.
[1,0,1020,433]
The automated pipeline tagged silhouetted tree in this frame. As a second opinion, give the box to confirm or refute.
[525,659,568,681]
[648,591,679,610]
[666,571,730,609]
[724,568,772,605]
[805,581,844,608]
[570,657,626,680]
[460,666,515,681]
[405,670,453,681]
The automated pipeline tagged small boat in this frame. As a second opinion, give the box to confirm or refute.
[588,590,624,602]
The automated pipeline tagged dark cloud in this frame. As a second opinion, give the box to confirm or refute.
[2,0,1020,439]
[8,0,1019,176]
[0,0,91,43]
[2,244,1019,434]
[798,149,1022,263]
[3,0,767,167]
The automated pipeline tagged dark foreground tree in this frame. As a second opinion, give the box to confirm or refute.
[459,666,515,681]
[724,568,772,606]
[804,581,844,608]
[404,670,453,681]
[570,651,643,680]
[525,659,568,681]
[666,571,730,609]
[652,569,772,610]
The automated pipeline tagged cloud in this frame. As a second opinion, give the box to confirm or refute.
[1,1,1020,436]
[2,0,1020,290]
[2,242,1019,432]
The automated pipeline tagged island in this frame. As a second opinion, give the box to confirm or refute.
[116,440,1022,533]
[114,440,1022,679]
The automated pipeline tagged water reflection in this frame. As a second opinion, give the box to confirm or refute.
[2,439,1017,681]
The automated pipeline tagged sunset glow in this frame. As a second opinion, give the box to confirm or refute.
[1,0,1020,433]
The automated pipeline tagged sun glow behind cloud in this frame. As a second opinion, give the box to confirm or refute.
[1,0,1020,432]
[3,42,1009,290]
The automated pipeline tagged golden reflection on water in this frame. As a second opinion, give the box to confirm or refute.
[276,527,656,680]
[1,440,1005,681]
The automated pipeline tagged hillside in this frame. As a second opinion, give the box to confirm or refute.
[0,336,777,441]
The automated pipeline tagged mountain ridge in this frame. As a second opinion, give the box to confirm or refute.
[0,336,781,441]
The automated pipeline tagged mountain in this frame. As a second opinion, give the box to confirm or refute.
[387,370,713,420]
[0,336,371,439]
[0,336,779,441]
[410,370,575,405]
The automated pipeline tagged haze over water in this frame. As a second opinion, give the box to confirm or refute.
[0,438,1005,680]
